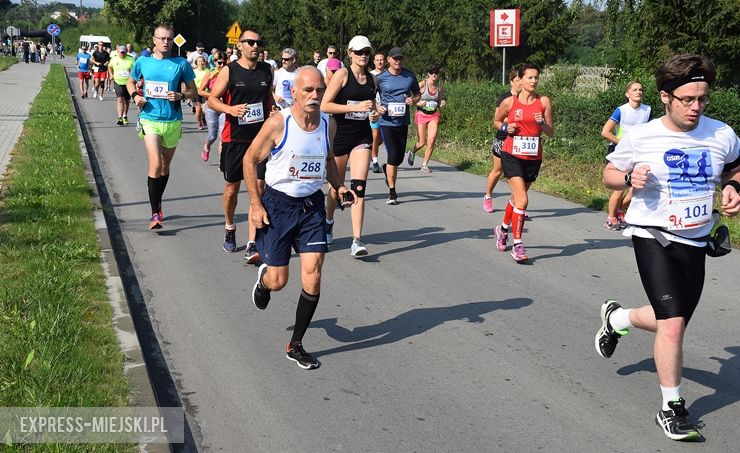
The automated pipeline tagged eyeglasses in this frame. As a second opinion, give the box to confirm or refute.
[353,48,371,56]
[669,93,710,107]
[154,37,173,42]
[239,39,264,47]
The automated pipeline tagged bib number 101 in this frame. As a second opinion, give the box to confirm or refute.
[684,204,708,219]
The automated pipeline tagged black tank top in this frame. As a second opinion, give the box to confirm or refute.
[222,61,273,143]
[334,68,375,140]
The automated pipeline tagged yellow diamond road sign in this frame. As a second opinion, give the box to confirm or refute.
[173,34,186,48]
[226,21,241,40]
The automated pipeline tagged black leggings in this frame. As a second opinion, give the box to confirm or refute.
[632,236,706,324]
[379,125,409,166]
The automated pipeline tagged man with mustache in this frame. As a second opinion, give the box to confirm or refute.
[244,66,357,369]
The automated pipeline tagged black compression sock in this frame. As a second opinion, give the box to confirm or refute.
[147,177,159,214]
[291,289,320,344]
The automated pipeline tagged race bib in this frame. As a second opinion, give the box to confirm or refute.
[666,192,713,230]
[238,102,265,125]
[145,81,169,100]
[345,100,369,120]
[117,70,129,78]
[78,57,88,65]
[288,154,324,180]
[388,102,406,117]
[512,136,540,156]
[92,65,100,72]
[424,100,438,110]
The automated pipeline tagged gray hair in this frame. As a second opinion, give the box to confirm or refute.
[282,48,296,59]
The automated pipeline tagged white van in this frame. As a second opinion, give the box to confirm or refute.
[79,35,111,51]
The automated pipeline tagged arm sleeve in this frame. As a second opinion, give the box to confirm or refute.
[722,132,740,172]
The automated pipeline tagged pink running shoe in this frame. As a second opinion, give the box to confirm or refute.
[511,243,528,263]
[495,225,508,251]
[483,196,493,213]
[201,145,210,162]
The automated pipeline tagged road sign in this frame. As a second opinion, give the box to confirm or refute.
[490,9,520,47]
[47,23,61,37]
[227,37,238,45]
[173,34,186,48]
[225,21,241,41]
[6,26,20,37]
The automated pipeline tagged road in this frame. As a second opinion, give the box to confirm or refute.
[66,63,740,452]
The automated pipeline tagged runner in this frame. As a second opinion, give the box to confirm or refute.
[272,48,298,109]
[408,63,446,173]
[90,41,110,101]
[316,45,344,76]
[126,24,196,230]
[369,51,385,173]
[187,42,208,68]
[600,80,652,230]
[244,66,357,369]
[484,67,520,213]
[262,49,277,69]
[192,56,209,129]
[320,35,379,257]
[108,45,135,125]
[207,29,274,262]
[493,63,554,262]
[594,53,740,441]
[376,47,420,205]
[198,51,226,162]
[76,45,92,98]
[126,43,138,60]
[306,50,320,67]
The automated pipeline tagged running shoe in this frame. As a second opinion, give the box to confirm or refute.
[655,398,700,441]
[244,242,261,265]
[223,228,237,253]
[116,117,123,126]
[595,300,627,358]
[351,238,368,257]
[483,196,494,213]
[510,243,528,263]
[370,161,380,174]
[201,145,210,162]
[99,94,104,101]
[157,208,164,221]
[494,225,508,251]
[616,210,628,229]
[386,193,398,205]
[603,217,621,231]
[122,116,129,125]
[148,213,163,230]
[286,342,320,369]
[407,150,416,166]
[252,263,271,310]
[420,163,431,173]
[325,221,334,245]
[136,120,142,133]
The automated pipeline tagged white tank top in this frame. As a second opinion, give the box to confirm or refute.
[266,108,330,197]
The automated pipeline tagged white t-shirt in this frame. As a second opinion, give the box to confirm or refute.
[264,58,277,69]
[608,116,739,244]
[273,67,298,109]
[609,103,651,138]
[316,58,345,76]
[187,50,209,67]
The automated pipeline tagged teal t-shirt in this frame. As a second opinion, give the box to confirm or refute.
[130,55,195,122]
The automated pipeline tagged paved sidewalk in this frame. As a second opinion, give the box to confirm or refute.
[0,60,51,189]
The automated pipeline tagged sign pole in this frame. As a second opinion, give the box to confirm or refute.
[502,48,506,85]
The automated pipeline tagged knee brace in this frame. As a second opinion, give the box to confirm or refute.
[350,179,367,198]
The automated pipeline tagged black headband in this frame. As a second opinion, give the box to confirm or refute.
[660,68,711,93]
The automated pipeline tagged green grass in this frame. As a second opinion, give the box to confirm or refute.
[0,64,134,452]
[0,56,18,71]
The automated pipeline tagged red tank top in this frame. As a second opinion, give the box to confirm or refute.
[503,95,545,160]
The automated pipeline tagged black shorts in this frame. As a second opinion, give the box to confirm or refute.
[255,186,328,266]
[221,141,266,183]
[334,133,372,157]
[193,94,204,104]
[632,236,706,323]
[113,82,130,100]
[501,152,542,182]
[379,125,409,166]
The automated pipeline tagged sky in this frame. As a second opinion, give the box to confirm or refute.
[11,0,107,8]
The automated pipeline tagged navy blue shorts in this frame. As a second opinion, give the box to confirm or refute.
[255,186,328,266]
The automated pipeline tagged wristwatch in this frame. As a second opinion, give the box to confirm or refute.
[624,172,632,187]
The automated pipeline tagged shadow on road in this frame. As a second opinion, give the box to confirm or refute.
[305,298,533,357]
[617,346,740,421]
[525,237,631,263]
[363,189,481,204]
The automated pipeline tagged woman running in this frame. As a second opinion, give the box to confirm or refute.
[408,64,445,173]
[198,51,226,162]
[193,56,209,130]
[320,35,378,257]
[493,63,554,263]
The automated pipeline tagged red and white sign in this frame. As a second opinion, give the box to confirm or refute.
[490,8,520,48]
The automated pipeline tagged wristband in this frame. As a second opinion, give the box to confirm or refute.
[500,123,508,132]
[624,172,632,187]
[131,92,140,101]
[722,180,740,192]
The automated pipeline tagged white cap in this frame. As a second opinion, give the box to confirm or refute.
[229,54,238,62]
[348,35,372,52]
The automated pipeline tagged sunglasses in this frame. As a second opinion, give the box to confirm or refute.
[282,57,293,61]
[239,39,264,47]
[353,48,371,56]
[429,71,438,75]
[216,61,225,65]
[327,51,336,55]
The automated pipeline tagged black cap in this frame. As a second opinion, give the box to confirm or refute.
[428,64,439,73]
[196,42,204,49]
[388,47,403,58]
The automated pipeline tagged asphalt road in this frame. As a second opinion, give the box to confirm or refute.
[66,64,740,452]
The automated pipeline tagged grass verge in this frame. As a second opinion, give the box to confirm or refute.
[0,64,133,451]
[428,138,740,245]
[0,56,18,71]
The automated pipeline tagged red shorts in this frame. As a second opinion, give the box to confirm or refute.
[414,110,440,125]
[93,71,107,80]
[78,71,91,80]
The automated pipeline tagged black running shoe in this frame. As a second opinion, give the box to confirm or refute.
[595,299,626,358]
[286,342,320,370]
[252,263,271,310]
[655,398,700,441]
